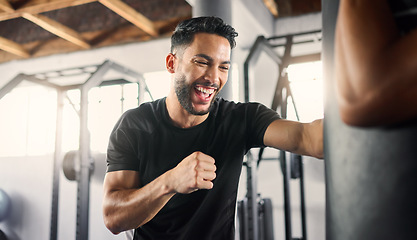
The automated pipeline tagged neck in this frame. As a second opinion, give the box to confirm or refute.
[165,94,209,128]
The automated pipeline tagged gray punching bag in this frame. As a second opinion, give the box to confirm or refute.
[323,0,417,240]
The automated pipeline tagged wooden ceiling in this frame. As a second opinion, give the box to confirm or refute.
[0,0,321,64]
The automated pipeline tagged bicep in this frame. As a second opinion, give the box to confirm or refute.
[335,0,417,126]
[336,0,399,94]
[337,29,417,126]
[103,170,140,194]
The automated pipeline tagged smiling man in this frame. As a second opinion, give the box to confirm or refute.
[102,16,323,240]
[166,32,231,125]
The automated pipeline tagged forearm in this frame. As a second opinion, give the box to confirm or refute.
[103,152,216,234]
[300,119,323,159]
[336,0,398,96]
[103,173,175,234]
[264,119,323,159]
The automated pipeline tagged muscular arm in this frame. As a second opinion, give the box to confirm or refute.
[102,152,216,234]
[102,170,175,234]
[336,0,417,126]
[263,119,323,159]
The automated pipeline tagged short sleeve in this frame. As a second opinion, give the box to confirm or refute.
[246,102,281,148]
[106,113,140,172]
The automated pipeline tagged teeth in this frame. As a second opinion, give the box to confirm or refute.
[196,86,215,95]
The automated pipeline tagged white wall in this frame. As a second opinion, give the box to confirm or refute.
[0,155,54,240]
[275,12,322,36]
[0,154,126,240]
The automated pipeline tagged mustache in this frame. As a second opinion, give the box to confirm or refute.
[193,81,220,89]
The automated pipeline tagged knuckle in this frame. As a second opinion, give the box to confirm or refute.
[188,158,198,169]
[194,151,202,158]
[194,178,200,188]
[192,168,199,177]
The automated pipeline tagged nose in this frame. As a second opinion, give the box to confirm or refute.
[205,66,221,84]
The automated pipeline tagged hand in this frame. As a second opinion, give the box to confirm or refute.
[167,151,216,194]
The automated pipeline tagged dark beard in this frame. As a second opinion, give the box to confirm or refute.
[174,75,217,116]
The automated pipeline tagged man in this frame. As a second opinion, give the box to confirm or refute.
[103,16,323,240]
[335,0,417,126]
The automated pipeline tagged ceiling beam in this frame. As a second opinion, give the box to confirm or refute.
[0,36,30,58]
[22,13,90,49]
[99,0,158,37]
[0,0,14,13]
[263,0,278,18]
[275,0,292,17]
[0,0,97,21]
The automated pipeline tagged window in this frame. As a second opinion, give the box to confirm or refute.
[0,85,57,156]
[0,70,172,157]
[287,61,323,122]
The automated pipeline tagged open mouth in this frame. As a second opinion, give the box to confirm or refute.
[194,85,217,101]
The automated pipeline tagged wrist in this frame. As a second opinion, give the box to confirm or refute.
[160,169,176,195]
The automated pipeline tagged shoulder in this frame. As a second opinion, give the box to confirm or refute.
[214,98,275,116]
[214,98,250,112]
[210,98,279,128]
[115,98,166,132]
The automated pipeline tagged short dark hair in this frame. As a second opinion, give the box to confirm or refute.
[170,16,238,54]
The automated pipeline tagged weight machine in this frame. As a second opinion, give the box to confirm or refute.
[238,30,321,240]
[0,60,152,240]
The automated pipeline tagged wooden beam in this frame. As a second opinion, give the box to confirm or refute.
[275,0,292,18]
[292,0,321,16]
[263,0,278,18]
[0,0,97,21]
[0,0,14,13]
[99,0,158,37]
[0,36,30,58]
[22,13,90,49]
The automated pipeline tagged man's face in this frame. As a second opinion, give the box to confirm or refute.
[172,33,231,115]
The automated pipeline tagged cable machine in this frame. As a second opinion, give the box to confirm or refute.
[239,30,321,240]
[0,60,152,240]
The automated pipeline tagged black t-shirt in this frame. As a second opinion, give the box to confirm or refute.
[106,97,280,240]
[389,0,417,33]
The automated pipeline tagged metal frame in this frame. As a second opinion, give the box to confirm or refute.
[0,60,151,240]
[242,31,321,240]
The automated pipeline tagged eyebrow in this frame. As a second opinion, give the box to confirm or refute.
[194,54,231,65]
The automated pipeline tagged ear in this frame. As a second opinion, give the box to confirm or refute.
[166,53,176,73]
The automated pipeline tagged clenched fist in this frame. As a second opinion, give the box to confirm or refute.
[166,151,217,194]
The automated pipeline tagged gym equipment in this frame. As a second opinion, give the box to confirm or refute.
[240,31,321,240]
[238,152,275,240]
[322,1,417,239]
[0,60,152,240]
[0,189,11,222]
[62,150,94,182]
